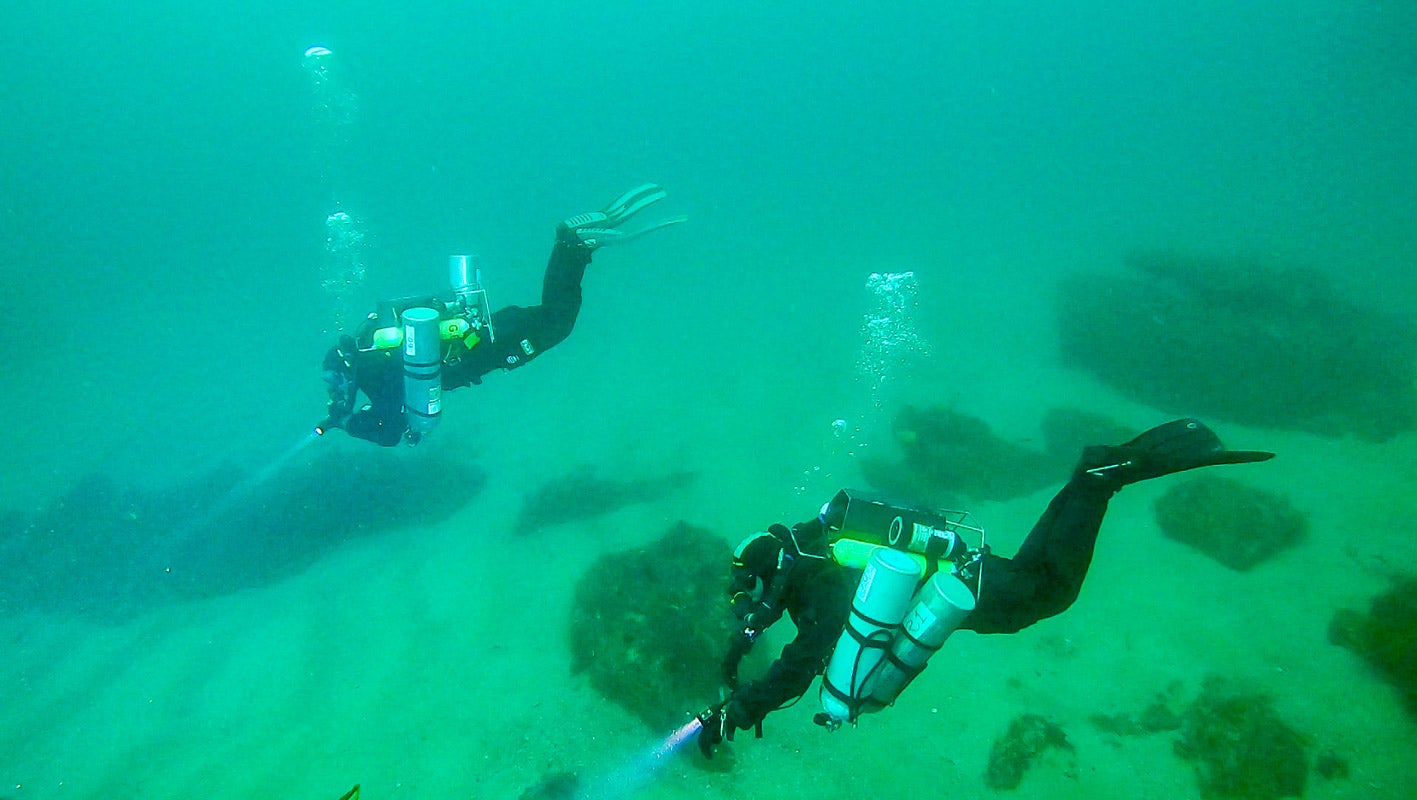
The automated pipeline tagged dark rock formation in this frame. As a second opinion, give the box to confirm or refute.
[1153,476,1306,570]
[1089,682,1186,737]
[568,522,734,729]
[1039,408,1136,466]
[861,406,1131,504]
[1057,251,1417,441]
[515,467,695,533]
[0,448,481,620]
[518,771,579,800]
[1091,677,1336,798]
[1329,576,1417,719]
[984,713,1074,790]
[1175,677,1309,800]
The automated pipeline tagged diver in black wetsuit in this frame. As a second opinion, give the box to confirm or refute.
[696,418,1274,757]
[318,184,684,446]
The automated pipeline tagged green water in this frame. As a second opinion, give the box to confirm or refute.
[2,2,1414,798]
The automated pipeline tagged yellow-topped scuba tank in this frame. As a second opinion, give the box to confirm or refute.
[815,490,983,729]
[820,489,969,561]
[367,316,479,351]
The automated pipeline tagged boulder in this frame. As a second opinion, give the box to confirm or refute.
[568,522,735,729]
[1057,251,1417,441]
[0,448,480,619]
[1153,476,1306,571]
[1328,576,1417,719]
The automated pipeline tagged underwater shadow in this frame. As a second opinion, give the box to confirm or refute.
[0,446,484,621]
[513,466,695,534]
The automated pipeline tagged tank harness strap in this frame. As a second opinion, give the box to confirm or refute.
[847,608,899,637]
[922,533,952,584]
[821,673,855,710]
[822,610,897,721]
[880,625,942,681]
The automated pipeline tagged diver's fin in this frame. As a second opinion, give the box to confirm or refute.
[601,183,667,226]
[1081,418,1274,486]
[557,184,683,250]
[335,786,360,800]
[573,215,688,248]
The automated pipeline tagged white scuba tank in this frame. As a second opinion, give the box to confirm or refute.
[401,306,443,437]
[866,570,975,709]
[818,547,923,727]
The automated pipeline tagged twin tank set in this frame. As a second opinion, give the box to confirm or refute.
[816,490,986,729]
[365,255,493,442]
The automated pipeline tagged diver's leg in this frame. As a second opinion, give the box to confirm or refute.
[1007,479,1115,609]
[345,407,408,446]
[535,241,592,348]
[963,479,1115,634]
[963,419,1274,634]
[345,355,408,445]
[462,243,592,376]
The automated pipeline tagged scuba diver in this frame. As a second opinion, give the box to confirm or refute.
[696,418,1274,757]
[317,184,684,446]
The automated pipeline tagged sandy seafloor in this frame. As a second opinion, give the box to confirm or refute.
[3,3,1417,799]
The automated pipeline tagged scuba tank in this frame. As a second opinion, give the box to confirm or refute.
[358,254,492,354]
[818,547,923,728]
[816,489,985,728]
[820,488,967,566]
[344,254,494,443]
[449,254,494,341]
[401,306,443,438]
[866,570,975,708]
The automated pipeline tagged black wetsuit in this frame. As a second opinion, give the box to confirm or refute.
[730,476,1114,726]
[332,242,592,446]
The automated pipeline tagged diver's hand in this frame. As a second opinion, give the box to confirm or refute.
[696,702,729,759]
[317,375,355,436]
[322,336,359,427]
[315,411,348,436]
[696,698,752,759]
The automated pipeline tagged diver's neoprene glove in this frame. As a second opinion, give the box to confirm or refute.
[696,698,753,759]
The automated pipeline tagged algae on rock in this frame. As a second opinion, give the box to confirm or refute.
[1329,576,1417,719]
[568,522,735,729]
[984,713,1075,790]
[1153,476,1306,571]
[1175,677,1309,800]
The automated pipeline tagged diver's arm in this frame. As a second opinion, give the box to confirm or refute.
[728,618,837,727]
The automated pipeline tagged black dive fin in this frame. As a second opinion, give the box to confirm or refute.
[1083,418,1274,486]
